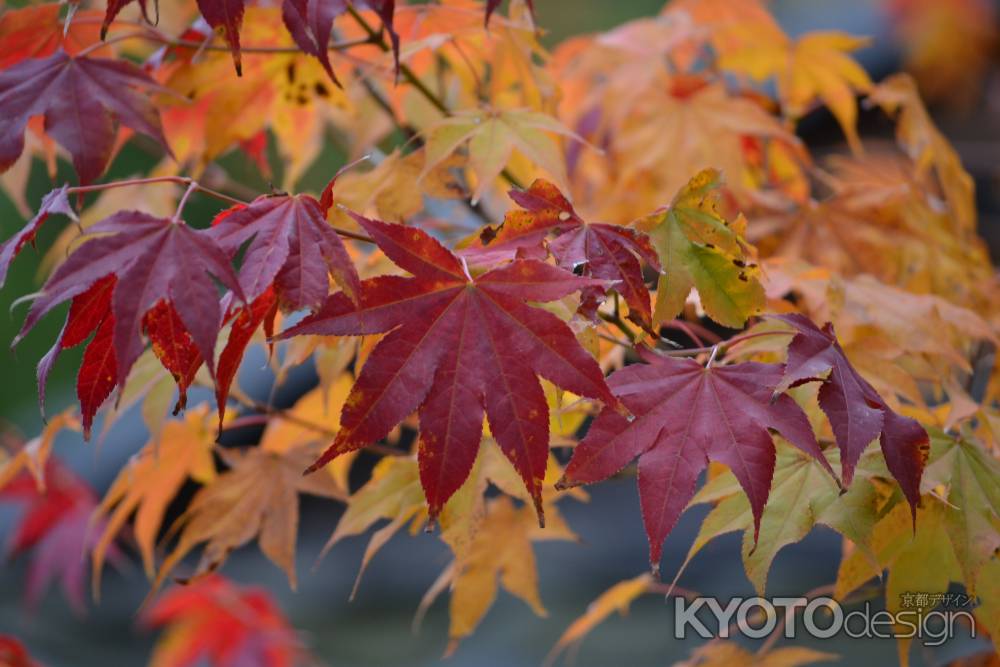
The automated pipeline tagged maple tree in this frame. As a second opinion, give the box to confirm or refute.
[0,0,997,665]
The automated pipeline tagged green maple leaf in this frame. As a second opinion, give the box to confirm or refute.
[921,432,1000,595]
[681,441,880,595]
[635,168,764,329]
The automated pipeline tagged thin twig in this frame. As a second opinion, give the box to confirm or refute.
[76,30,151,57]
[654,329,795,358]
[87,20,374,55]
[596,332,633,348]
[345,5,523,189]
[227,394,406,459]
[599,311,637,343]
[67,175,246,207]
[65,176,375,242]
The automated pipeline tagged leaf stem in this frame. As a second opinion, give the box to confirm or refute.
[656,329,794,358]
[76,30,152,58]
[172,180,199,222]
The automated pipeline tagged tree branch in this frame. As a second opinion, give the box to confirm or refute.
[344,5,524,190]
[65,177,374,243]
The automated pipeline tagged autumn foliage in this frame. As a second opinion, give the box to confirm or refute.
[0,0,998,665]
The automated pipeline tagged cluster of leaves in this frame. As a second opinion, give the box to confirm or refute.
[0,0,998,665]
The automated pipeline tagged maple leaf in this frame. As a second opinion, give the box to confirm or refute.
[195,0,248,76]
[558,348,832,569]
[0,186,76,291]
[422,108,581,204]
[215,289,279,425]
[433,495,576,653]
[326,455,425,548]
[634,169,764,329]
[91,406,218,597]
[917,432,1000,595]
[282,0,348,85]
[144,576,307,667]
[718,31,872,153]
[546,573,654,665]
[321,454,426,596]
[99,0,152,40]
[683,441,881,594]
[38,272,208,436]
[208,193,361,310]
[33,272,116,436]
[0,635,43,667]
[0,51,172,184]
[155,443,344,591]
[144,300,204,414]
[278,214,620,521]
[12,211,244,410]
[771,313,929,520]
[0,461,119,613]
[835,498,960,666]
[0,411,80,492]
[0,5,104,69]
[468,179,661,329]
[759,261,998,412]
[869,73,976,232]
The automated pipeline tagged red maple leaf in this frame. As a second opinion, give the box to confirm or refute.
[215,288,279,427]
[11,212,244,435]
[278,214,621,521]
[36,275,117,437]
[771,313,928,519]
[559,348,833,568]
[0,461,120,612]
[0,51,172,184]
[0,185,76,291]
[0,635,43,667]
[468,179,661,329]
[144,576,304,667]
[208,193,361,311]
[99,0,153,39]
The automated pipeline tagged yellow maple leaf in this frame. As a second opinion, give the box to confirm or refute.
[443,495,575,652]
[91,404,218,598]
[868,73,977,233]
[422,108,581,203]
[0,411,80,492]
[546,573,654,665]
[719,32,872,153]
[154,443,345,592]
